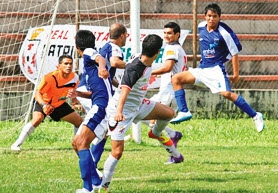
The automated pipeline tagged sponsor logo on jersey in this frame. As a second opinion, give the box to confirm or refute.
[166,50,175,56]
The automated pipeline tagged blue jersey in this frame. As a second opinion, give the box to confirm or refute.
[198,21,242,68]
[83,48,113,108]
[99,41,124,79]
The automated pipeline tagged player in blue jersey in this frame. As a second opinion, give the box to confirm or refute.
[72,30,113,193]
[171,3,264,132]
[99,34,184,192]
[73,23,127,180]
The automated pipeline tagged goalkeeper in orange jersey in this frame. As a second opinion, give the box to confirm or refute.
[11,54,83,152]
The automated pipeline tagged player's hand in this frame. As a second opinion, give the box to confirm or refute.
[114,112,125,122]
[98,68,109,79]
[230,74,240,83]
[43,104,55,115]
[67,89,77,98]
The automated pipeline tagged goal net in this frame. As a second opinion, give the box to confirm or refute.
[0,0,130,130]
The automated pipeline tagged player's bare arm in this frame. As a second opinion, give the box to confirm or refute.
[95,55,109,79]
[110,56,126,69]
[230,54,240,83]
[114,87,130,122]
[151,59,175,75]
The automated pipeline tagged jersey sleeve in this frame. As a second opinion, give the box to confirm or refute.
[111,44,123,59]
[37,75,51,94]
[219,22,242,56]
[120,63,140,90]
[164,45,178,62]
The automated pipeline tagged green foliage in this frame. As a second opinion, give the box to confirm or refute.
[0,119,277,193]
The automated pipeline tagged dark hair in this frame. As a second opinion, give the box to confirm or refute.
[164,22,181,34]
[58,54,73,64]
[109,23,127,39]
[141,34,163,57]
[205,3,221,16]
[75,30,96,51]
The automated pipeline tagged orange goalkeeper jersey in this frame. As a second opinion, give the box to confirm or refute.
[37,70,79,108]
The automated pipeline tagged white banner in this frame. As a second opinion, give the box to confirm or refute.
[19,25,189,88]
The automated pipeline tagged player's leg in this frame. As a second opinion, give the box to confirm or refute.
[73,105,106,192]
[73,125,101,192]
[143,102,184,164]
[170,71,195,123]
[101,139,124,191]
[90,136,107,170]
[221,91,265,132]
[11,102,45,151]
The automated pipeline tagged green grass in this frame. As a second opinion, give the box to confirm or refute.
[0,119,277,193]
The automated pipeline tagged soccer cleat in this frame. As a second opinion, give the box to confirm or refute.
[170,111,192,124]
[253,112,265,132]
[98,186,109,193]
[165,154,184,164]
[171,131,183,148]
[11,143,21,152]
[148,130,173,146]
[75,188,91,193]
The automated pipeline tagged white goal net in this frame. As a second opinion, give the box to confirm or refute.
[0,0,130,129]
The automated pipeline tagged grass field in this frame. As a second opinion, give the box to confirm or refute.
[0,119,277,193]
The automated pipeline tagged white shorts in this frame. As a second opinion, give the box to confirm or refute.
[76,105,107,141]
[189,66,231,93]
[76,85,92,113]
[107,98,156,141]
[150,90,178,112]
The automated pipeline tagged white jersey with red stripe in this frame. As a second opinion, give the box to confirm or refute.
[160,42,187,94]
[108,55,152,113]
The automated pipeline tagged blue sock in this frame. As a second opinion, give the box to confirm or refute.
[234,95,257,117]
[91,138,107,168]
[175,89,189,112]
[78,149,101,191]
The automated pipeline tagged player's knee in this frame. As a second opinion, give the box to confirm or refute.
[111,148,123,160]
[72,135,89,151]
[221,91,232,99]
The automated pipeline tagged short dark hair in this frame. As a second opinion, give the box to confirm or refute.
[141,34,163,57]
[75,30,96,51]
[205,3,221,16]
[109,23,127,39]
[164,22,181,34]
[59,54,73,64]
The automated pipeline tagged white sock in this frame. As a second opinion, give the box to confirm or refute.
[15,122,35,146]
[73,126,79,135]
[102,154,119,187]
[152,119,169,136]
[162,144,180,157]
[164,126,176,138]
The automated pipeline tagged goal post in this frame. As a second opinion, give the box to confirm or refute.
[0,0,132,132]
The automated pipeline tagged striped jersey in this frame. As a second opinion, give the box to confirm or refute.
[82,48,113,108]
[198,21,242,68]
[110,55,151,112]
[160,41,187,94]
[99,41,124,79]
[38,70,79,108]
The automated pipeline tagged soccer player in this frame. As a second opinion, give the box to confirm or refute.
[11,55,83,151]
[99,34,184,192]
[74,23,127,176]
[147,22,191,159]
[171,3,265,132]
[73,30,112,193]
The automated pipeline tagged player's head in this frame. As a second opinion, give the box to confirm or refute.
[109,23,127,47]
[164,22,181,43]
[75,30,96,51]
[58,54,73,74]
[205,3,221,17]
[141,34,163,58]
[204,3,221,30]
